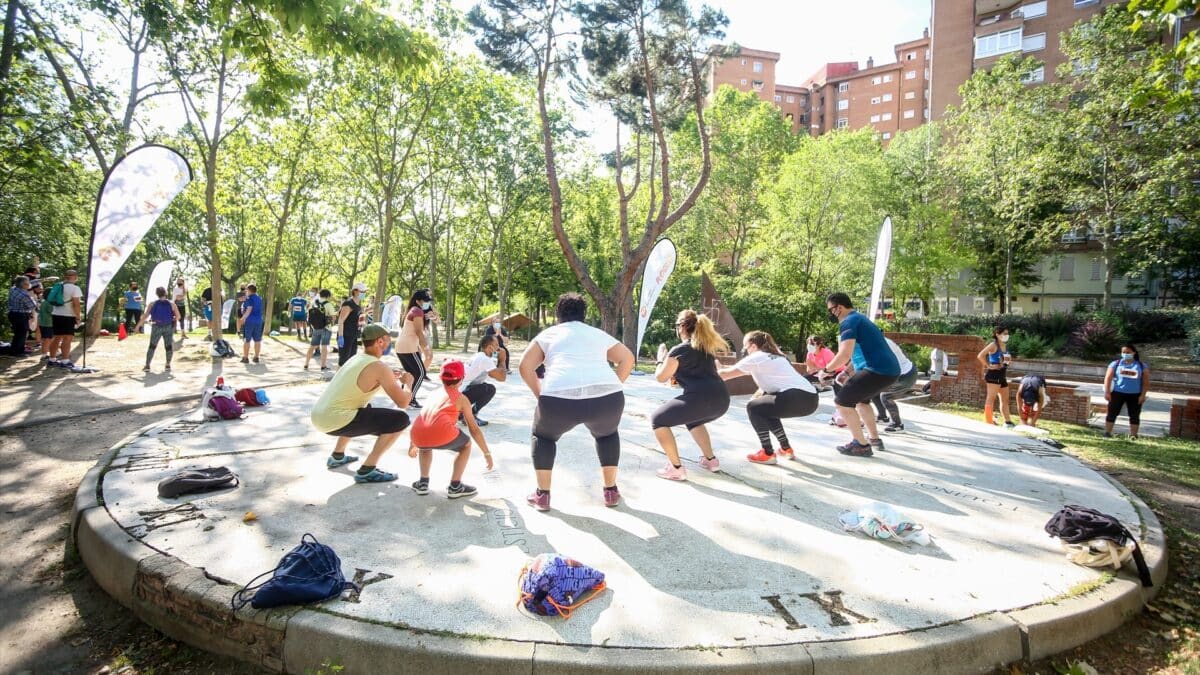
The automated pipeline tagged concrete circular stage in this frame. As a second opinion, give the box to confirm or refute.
[73,374,1166,674]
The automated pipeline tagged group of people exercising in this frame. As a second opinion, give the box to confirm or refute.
[310,290,913,510]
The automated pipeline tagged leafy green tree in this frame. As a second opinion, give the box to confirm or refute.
[1128,0,1198,111]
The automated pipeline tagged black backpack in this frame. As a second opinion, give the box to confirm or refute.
[1045,504,1152,587]
[213,338,236,358]
[157,467,239,498]
[308,300,328,330]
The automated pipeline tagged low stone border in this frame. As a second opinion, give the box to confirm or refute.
[72,417,1167,675]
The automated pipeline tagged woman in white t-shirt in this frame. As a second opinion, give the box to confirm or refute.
[717,331,818,465]
[518,293,635,512]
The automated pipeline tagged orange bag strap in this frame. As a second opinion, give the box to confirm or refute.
[516,562,608,619]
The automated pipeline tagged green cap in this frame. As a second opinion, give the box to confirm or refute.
[361,323,389,344]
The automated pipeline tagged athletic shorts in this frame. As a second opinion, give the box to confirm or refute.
[51,315,77,337]
[292,313,306,322]
[328,405,411,438]
[417,429,469,452]
[242,320,263,342]
[984,369,1008,387]
[310,328,331,346]
[1020,387,1040,404]
[204,305,213,320]
[834,370,898,407]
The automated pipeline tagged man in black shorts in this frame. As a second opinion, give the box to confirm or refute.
[815,293,900,457]
[310,324,415,483]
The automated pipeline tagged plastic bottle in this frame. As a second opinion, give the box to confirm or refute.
[216,376,227,390]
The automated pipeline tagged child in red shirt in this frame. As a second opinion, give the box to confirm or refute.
[408,359,493,498]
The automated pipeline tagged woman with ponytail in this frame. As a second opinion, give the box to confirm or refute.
[718,330,819,464]
[650,310,731,481]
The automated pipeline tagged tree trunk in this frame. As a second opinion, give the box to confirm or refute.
[0,0,21,114]
[622,290,638,357]
[1100,237,1113,310]
[206,153,223,339]
[374,192,394,322]
[262,204,291,335]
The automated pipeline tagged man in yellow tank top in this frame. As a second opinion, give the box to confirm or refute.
[311,324,415,483]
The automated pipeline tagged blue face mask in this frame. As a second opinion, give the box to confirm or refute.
[420,301,431,311]
[1121,353,1134,362]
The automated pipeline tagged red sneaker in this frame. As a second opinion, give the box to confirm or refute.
[746,449,777,465]
[777,447,795,461]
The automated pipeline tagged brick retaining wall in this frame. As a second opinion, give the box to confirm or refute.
[1169,398,1200,439]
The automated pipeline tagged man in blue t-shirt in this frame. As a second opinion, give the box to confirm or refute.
[238,283,264,364]
[814,292,900,458]
[290,293,308,341]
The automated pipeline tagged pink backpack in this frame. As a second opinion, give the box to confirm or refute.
[208,395,244,420]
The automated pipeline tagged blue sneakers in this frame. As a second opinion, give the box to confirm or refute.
[354,468,397,483]
[326,454,359,468]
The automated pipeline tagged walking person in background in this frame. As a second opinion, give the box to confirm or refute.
[122,282,143,332]
[395,288,437,409]
[977,326,1015,428]
[337,283,366,366]
[519,293,635,511]
[290,291,309,341]
[5,275,36,357]
[304,289,335,371]
[48,269,82,368]
[172,278,188,338]
[718,331,818,464]
[650,309,729,480]
[1104,344,1150,440]
[134,287,180,372]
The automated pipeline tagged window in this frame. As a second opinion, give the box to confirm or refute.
[975,28,1023,59]
[786,95,795,103]
[752,80,764,91]
[1022,32,1046,52]
[883,74,893,83]
[1021,66,1045,83]
[753,61,763,73]
[882,132,892,140]
[740,78,747,85]
[924,67,930,79]
[1074,0,1098,7]
[974,297,986,311]
[871,96,881,104]
[903,109,915,119]
[837,99,849,110]
[1091,257,1102,280]
[1017,1,1047,18]
[838,82,849,92]
[836,118,849,129]
[871,76,882,85]
[905,70,917,80]
[774,94,782,102]
[924,108,930,119]
[1059,257,1075,281]
[904,91,916,100]
[906,51,916,60]
[870,114,881,123]
[881,112,893,121]
[882,93,893,102]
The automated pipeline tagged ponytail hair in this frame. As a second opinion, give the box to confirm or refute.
[676,310,727,356]
[745,330,784,356]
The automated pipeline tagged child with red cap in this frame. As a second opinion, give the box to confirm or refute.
[408,359,494,498]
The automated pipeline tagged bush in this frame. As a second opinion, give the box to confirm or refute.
[1006,332,1051,359]
[1190,328,1200,365]
[899,342,932,371]
[1067,320,1125,361]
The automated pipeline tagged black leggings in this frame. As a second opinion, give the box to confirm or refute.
[531,392,624,470]
[650,386,730,430]
[338,330,359,365]
[397,352,427,403]
[874,367,918,425]
[747,388,819,454]
[463,382,496,414]
[1106,391,1143,425]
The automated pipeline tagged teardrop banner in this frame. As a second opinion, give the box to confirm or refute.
[635,238,677,359]
[866,216,893,321]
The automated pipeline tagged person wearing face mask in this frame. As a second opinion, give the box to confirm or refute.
[483,319,510,371]
[337,282,367,366]
[461,335,507,426]
[814,293,900,457]
[1104,343,1149,439]
[976,326,1015,427]
[396,288,437,408]
[803,335,839,388]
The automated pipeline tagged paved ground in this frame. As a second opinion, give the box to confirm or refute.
[77,371,1165,671]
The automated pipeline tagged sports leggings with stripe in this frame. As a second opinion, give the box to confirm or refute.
[746,388,819,455]
[397,352,427,404]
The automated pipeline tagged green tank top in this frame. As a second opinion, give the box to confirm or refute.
[310,353,381,433]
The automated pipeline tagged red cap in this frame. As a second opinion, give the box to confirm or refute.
[440,359,465,383]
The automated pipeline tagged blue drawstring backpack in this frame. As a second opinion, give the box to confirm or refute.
[231,534,358,610]
[517,553,607,618]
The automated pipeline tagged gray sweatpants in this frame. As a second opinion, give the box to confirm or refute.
[147,323,175,366]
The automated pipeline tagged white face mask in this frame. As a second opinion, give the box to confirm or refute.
[492,322,501,331]
[420,301,431,311]
[806,343,816,354]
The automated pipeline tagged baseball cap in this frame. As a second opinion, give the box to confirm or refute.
[440,359,465,383]
[361,323,389,344]
[352,282,368,292]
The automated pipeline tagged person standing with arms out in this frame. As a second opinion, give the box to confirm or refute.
[47,269,83,369]
[976,326,1015,428]
[290,291,309,341]
[718,331,819,464]
[815,293,900,457]
[172,278,188,338]
[461,335,507,426]
[310,324,415,483]
[5,275,36,357]
[1104,344,1150,440]
[519,293,635,511]
[337,283,366,366]
[395,288,437,409]
[122,282,143,332]
[651,310,729,481]
[407,359,494,499]
[237,284,265,364]
[304,289,335,371]
[134,287,180,372]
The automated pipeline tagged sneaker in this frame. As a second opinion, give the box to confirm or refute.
[526,490,550,511]
[777,447,796,461]
[1102,431,1113,438]
[303,364,309,370]
[143,365,150,372]
[1004,421,1016,429]
[698,456,721,472]
[321,366,330,371]
[59,361,75,370]
[474,417,489,427]
[408,401,422,410]
[327,454,359,468]
[354,468,397,483]
[836,441,874,457]
[746,449,777,465]
[868,437,884,451]
[876,415,890,424]
[447,483,477,499]
[252,357,260,364]
[240,357,249,364]
[411,479,430,495]
[655,464,687,481]
[603,485,621,507]
[884,423,905,433]
[164,364,171,372]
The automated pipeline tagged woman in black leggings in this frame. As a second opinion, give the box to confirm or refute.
[395,289,437,408]
[651,310,731,481]
[718,331,819,465]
